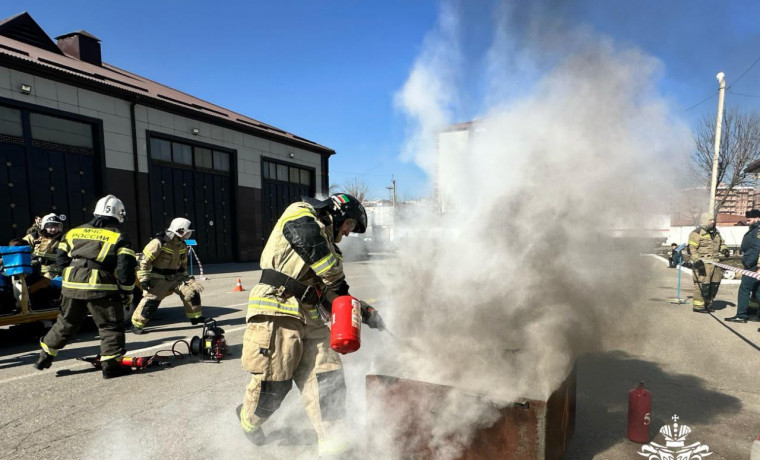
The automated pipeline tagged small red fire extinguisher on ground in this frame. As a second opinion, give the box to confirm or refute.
[627,381,652,443]
[330,295,362,354]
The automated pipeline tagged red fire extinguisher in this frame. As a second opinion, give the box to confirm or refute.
[627,381,652,443]
[330,295,362,354]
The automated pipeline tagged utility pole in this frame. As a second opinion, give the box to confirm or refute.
[708,72,726,217]
[386,176,397,207]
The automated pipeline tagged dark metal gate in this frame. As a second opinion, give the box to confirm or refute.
[0,105,100,243]
[261,158,314,240]
[147,135,234,264]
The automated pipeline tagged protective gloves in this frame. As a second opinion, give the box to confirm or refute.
[693,259,707,277]
[359,300,385,331]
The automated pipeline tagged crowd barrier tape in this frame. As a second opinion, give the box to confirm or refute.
[708,261,760,281]
[188,246,207,280]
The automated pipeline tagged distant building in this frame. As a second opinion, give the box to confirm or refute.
[436,121,473,213]
[0,12,334,262]
[715,186,757,216]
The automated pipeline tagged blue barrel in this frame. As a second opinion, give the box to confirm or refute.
[0,246,33,276]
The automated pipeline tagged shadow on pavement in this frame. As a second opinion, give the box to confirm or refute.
[266,427,317,446]
[128,306,244,334]
[707,313,760,352]
[564,350,742,459]
[0,317,105,353]
[2,335,186,373]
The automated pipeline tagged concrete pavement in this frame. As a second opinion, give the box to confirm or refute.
[0,255,759,459]
[565,256,760,459]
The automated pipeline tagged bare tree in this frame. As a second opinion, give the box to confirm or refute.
[338,178,371,203]
[692,107,760,215]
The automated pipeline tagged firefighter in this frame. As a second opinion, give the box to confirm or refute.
[25,215,42,236]
[22,213,65,279]
[131,217,204,334]
[238,193,385,457]
[32,194,137,379]
[687,213,726,313]
[726,209,760,323]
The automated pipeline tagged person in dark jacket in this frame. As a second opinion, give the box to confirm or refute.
[726,209,760,323]
[32,195,137,379]
[669,243,680,268]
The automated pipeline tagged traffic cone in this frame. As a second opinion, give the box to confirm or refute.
[233,278,245,292]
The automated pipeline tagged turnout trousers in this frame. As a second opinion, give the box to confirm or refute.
[692,263,722,308]
[240,315,347,455]
[736,273,760,318]
[131,277,202,328]
[41,296,126,360]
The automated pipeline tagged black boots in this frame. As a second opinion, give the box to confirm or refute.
[131,325,145,335]
[725,316,748,323]
[101,359,132,379]
[236,405,266,446]
[33,350,54,370]
[191,316,206,325]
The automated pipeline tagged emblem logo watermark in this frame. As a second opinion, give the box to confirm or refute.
[637,414,713,459]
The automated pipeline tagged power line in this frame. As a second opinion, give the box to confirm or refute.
[682,91,717,113]
[681,52,760,114]
[728,89,760,99]
[728,54,760,89]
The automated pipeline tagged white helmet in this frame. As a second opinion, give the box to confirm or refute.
[93,194,126,223]
[41,213,65,233]
[166,218,192,239]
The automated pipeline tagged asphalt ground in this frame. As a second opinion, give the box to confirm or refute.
[0,255,758,459]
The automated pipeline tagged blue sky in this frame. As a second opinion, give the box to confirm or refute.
[7,1,760,200]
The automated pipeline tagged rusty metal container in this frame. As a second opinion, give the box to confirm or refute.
[366,364,576,459]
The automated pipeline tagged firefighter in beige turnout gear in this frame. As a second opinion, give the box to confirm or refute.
[238,193,385,457]
[687,214,727,313]
[33,194,137,379]
[131,218,204,334]
[22,213,65,279]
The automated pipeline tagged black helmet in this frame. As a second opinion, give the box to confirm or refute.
[329,193,367,234]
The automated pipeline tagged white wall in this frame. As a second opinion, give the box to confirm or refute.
[0,69,325,193]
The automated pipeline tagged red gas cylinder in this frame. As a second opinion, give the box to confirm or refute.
[120,356,148,368]
[330,295,362,354]
[627,381,652,443]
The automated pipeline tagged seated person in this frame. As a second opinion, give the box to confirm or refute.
[3,238,60,311]
[669,243,681,268]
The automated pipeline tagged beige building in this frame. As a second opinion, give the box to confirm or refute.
[0,12,335,262]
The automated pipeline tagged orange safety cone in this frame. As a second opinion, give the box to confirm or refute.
[233,278,245,292]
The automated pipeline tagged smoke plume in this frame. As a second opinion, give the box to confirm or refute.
[369,1,691,457]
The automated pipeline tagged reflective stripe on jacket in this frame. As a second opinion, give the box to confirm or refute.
[137,236,188,280]
[247,201,345,323]
[57,222,137,299]
[687,226,726,261]
[22,232,62,276]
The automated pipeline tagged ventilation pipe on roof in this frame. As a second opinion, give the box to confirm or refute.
[55,30,101,66]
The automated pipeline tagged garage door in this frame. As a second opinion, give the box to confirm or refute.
[261,159,315,240]
[148,136,234,264]
[0,105,99,243]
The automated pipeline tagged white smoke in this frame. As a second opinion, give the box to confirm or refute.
[369,1,691,458]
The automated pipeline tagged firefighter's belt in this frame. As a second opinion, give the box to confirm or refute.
[70,258,107,270]
[260,269,319,305]
[153,267,181,276]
